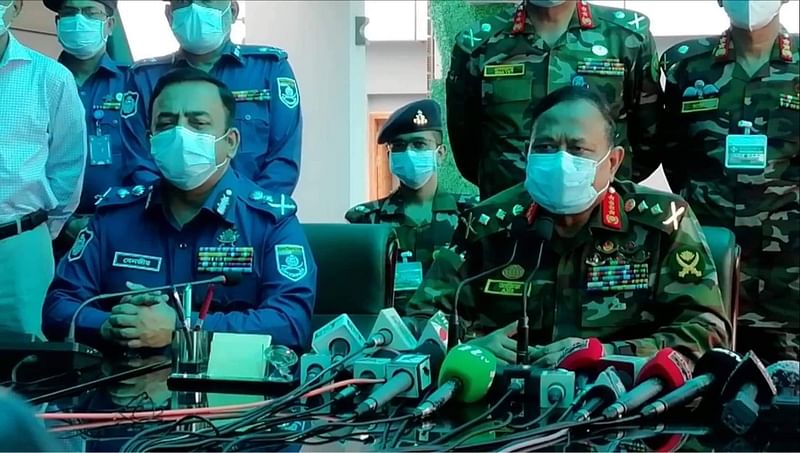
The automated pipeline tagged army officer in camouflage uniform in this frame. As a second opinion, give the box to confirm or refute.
[346,100,478,306]
[407,87,730,366]
[446,0,662,199]
[660,0,799,362]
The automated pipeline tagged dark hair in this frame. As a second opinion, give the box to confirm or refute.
[149,68,236,128]
[529,86,616,146]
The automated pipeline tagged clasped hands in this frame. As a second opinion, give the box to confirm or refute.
[100,282,177,349]
[467,321,599,367]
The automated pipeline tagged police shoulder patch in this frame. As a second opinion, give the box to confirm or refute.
[669,246,706,283]
[120,91,139,118]
[68,228,94,262]
[275,244,307,282]
[276,77,300,109]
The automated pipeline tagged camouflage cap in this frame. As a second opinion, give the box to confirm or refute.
[44,0,118,13]
[378,99,442,144]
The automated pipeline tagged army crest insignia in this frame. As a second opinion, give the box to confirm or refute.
[68,228,94,262]
[276,77,299,109]
[276,244,307,282]
[120,91,139,118]
[671,247,705,283]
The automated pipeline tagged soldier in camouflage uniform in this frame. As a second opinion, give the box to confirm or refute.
[346,100,478,306]
[660,0,799,363]
[446,0,662,199]
[408,87,730,366]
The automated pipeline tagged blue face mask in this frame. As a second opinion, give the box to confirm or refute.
[524,150,611,215]
[57,14,107,60]
[171,3,231,55]
[390,149,438,190]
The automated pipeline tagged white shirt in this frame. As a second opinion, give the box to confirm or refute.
[0,33,87,238]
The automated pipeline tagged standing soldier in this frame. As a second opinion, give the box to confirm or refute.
[44,0,128,259]
[661,0,799,362]
[120,0,302,195]
[346,100,478,306]
[446,0,661,199]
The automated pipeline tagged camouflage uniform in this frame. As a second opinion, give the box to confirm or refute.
[661,30,800,362]
[346,190,479,305]
[446,0,662,198]
[406,181,731,360]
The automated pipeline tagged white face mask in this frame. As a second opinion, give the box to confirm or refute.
[524,149,611,215]
[390,149,438,190]
[171,2,231,55]
[529,0,566,7]
[57,14,108,60]
[150,126,230,190]
[723,0,783,32]
[0,3,12,36]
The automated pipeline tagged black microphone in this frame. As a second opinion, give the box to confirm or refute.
[67,274,234,342]
[448,241,520,350]
[569,366,632,422]
[720,351,777,435]
[640,348,742,418]
[517,216,553,364]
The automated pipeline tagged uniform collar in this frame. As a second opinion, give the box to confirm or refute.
[0,33,32,68]
[715,27,796,65]
[147,169,241,226]
[174,40,245,67]
[57,52,123,77]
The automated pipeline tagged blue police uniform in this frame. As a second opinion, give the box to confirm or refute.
[60,53,129,214]
[119,41,302,194]
[43,169,316,351]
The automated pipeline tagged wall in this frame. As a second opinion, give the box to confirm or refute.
[10,0,59,58]
[366,40,429,115]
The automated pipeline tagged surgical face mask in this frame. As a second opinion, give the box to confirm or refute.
[524,149,611,215]
[723,0,783,32]
[171,2,231,55]
[390,149,438,190]
[150,126,230,190]
[528,0,566,7]
[0,3,11,36]
[57,14,107,60]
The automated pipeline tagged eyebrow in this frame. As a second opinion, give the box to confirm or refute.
[155,111,211,120]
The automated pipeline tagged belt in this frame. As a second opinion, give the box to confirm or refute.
[0,211,48,241]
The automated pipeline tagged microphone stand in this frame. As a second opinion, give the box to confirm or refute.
[517,217,553,365]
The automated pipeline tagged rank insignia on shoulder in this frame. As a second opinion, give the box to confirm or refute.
[120,91,139,118]
[68,228,94,262]
[670,247,705,283]
[275,244,308,282]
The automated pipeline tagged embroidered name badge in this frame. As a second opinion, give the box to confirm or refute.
[483,279,524,297]
[112,252,162,272]
[276,244,307,282]
[681,98,720,113]
[483,64,526,78]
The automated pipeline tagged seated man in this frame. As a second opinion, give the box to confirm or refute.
[43,68,316,351]
[407,86,730,366]
[346,100,478,305]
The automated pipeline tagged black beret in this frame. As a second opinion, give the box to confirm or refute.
[44,0,117,13]
[377,99,442,144]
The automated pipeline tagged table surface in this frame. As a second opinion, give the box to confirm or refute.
[6,354,800,452]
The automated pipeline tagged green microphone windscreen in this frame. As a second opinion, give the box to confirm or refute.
[438,344,498,403]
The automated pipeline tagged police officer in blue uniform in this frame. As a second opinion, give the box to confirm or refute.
[44,68,316,351]
[44,0,128,257]
[120,0,302,194]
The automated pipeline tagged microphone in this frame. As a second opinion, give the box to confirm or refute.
[768,360,800,396]
[640,348,742,418]
[601,348,693,419]
[366,308,417,351]
[517,216,553,364]
[762,360,800,433]
[720,351,777,435]
[449,241,520,350]
[67,274,234,342]
[598,355,649,382]
[413,344,497,418]
[556,337,605,390]
[569,366,632,422]
[354,340,445,417]
[416,310,449,354]
[311,314,366,364]
[300,352,333,385]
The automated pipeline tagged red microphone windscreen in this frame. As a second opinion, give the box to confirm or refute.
[557,337,604,371]
[636,348,693,390]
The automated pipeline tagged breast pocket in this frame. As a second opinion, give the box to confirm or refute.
[234,100,271,156]
[481,74,534,134]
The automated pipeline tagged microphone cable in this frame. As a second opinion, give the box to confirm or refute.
[426,386,517,447]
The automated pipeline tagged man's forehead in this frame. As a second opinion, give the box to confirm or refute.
[153,81,222,114]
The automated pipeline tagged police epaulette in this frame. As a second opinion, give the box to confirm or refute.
[661,37,714,69]
[594,5,651,36]
[241,188,297,220]
[624,187,690,236]
[130,55,171,71]
[95,185,150,209]
[455,7,515,54]
[239,45,288,60]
